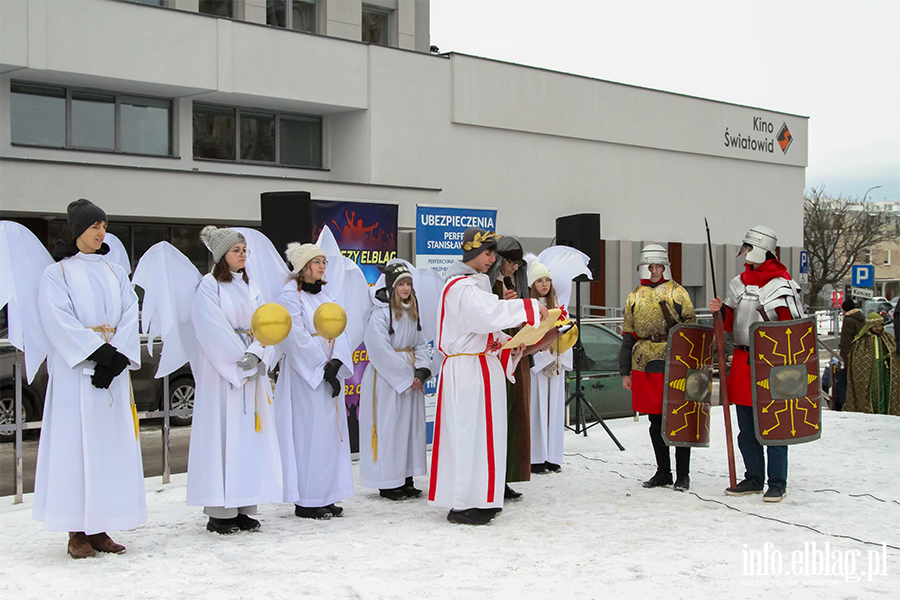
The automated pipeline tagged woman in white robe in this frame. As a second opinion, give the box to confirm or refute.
[359,263,431,499]
[527,261,572,473]
[35,199,145,558]
[188,226,282,535]
[274,242,354,519]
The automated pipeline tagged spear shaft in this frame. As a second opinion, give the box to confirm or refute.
[706,218,737,487]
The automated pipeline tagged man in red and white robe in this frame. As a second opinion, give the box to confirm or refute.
[428,228,547,525]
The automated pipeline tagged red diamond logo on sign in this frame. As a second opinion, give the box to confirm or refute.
[777,122,793,154]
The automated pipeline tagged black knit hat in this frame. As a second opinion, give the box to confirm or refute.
[67,199,107,240]
[841,298,856,312]
[461,228,500,262]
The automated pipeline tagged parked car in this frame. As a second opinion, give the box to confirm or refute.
[565,320,633,420]
[0,329,194,442]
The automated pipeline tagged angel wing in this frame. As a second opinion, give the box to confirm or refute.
[0,221,53,383]
[132,241,203,378]
[103,232,132,274]
[233,227,290,305]
[316,226,370,351]
[535,246,592,310]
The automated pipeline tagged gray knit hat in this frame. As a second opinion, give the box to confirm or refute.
[200,225,246,263]
[461,228,500,262]
[67,199,107,240]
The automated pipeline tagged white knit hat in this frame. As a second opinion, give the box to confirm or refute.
[285,242,326,272]
[528,259,553,286]
[200,225,245,263]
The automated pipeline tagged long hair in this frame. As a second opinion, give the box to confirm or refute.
[390,284,419,323]
[530,280,558,310]
[289,263,328,290]
[212,255,249,283]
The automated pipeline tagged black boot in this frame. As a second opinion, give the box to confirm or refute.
[235,514,261,531]
[206,517,240,534]
[530,463,549,475]
[545,462,561,473]
[673,473,690,492]
[402,476,422,498]
[294,505,332,519]
[504,484,522,500]
[379,486,407,501]
[642,471,673,488]
[325,504,344,517]
[447,508,500,525]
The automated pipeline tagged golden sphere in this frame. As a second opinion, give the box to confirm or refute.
[553,323,579,355]
[251,303,292,346]
[313,302,347,340]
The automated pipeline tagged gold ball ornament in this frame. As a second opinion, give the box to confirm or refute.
[313,302,347,340]
[553,323,579,355]
[250,303,292,346]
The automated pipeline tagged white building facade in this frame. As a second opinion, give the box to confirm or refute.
[0,0,808,308]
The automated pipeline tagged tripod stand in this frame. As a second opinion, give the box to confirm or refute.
[565,276,625,451]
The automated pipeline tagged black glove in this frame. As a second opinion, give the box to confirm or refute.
[414,368,431,382]
[88,343,117,367]
[109,351,130,377]
[326,376,341,398]
[323,359,343,381]
[91,365,115,389]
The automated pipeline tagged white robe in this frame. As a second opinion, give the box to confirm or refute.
[187,273,282,509]
[530,345,572,466]
[358,304,431,490]
[34,252,146,534]
[428,271,540,510]
[274,282,354,507]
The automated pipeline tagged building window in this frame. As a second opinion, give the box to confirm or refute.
[10,82,173,156]
[193,102,322,168]
[883,250,892,266]
[267,0,316,33]
[199,0,234,18]
[362,4,391,45]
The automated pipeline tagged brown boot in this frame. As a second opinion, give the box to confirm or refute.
[87,532,126,554]
[67,532,96,559]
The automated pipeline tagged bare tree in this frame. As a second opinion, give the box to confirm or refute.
[804,185,899,304]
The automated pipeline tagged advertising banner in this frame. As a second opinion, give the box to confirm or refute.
[311,200,398,453]
[415,205,497,442]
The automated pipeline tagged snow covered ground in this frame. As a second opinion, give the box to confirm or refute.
[1,407,897,600]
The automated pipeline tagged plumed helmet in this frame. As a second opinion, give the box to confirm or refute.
[740,226,777,263]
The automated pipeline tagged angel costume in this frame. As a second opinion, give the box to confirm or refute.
[428,261,540,511]
[187,273,282,513]
[274,281,355,509]
[35,249,146,534]
[529,299,573,469]
[358,299,431,491]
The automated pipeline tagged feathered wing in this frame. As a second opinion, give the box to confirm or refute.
[0,221,53,383]
[315,226,370,350]
[132,241,202,378]
[103,232,132,274]
[537,245,592,310]
[233,227,290,305]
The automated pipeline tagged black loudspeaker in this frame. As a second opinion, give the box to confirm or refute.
[556,213,602,281]
[260,191,313,263]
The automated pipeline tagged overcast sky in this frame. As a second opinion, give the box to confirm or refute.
[430,0,899,204]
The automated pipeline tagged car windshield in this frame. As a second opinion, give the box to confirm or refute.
[579,323,621,372]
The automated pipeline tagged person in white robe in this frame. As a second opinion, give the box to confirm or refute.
[188,226,282,535]
[359,263,432,499]
[428,228,548,525]
[527,260,573,474]
[35,199,145,559]
[274,242,354,519]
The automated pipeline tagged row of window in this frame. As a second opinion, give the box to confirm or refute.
[130,0,392,46]
[9,82,323,169]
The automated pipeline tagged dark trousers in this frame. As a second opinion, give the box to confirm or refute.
[648,414,690,476]
[833,369,847,411]
[735,404,788,488]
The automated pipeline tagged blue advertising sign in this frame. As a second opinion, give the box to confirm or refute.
[415,205,497,278]
[852,264,874,288]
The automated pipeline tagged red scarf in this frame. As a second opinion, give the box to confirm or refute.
[740,259,791,287]
[640,278,667,286]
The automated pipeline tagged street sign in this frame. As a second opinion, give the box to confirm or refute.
[799,250,809,274]
[851,287,874,299]
[852,264,874,288]
[799,273,809,284]
[832,291,843,307]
